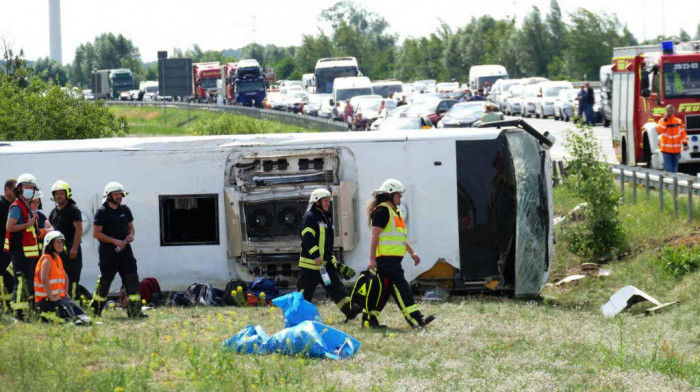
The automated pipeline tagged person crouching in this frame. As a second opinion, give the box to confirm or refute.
[34,231,90,325]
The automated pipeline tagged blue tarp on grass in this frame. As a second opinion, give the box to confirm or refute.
[222,292,360,359]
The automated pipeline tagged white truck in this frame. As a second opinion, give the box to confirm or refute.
[0,125,554,297]
[469,64,509,91]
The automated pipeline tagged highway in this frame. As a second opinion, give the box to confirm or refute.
[504,116,617,164]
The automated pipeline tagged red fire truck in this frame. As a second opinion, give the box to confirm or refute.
[611,41,700,169]
[192,62,221,103]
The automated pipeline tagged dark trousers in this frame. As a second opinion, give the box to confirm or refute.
[297,262,350,304]
[61,244,83,298]
[37,298,87,323]
[376,257,423,327]
[10,250,37,320]
[91,244,142,317]
[0,252,14,311]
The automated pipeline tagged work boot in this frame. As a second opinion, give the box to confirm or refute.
[362,313,387,329]
[411,315,436,330]
[341,302,363,322]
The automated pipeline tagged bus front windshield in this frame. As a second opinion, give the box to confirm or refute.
[315,66,359,94]
[663,62,700,99]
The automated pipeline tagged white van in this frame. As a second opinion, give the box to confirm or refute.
[331,76,373,108]
[302,73,315,93]
[469,65,508,91]
[534,81,575,118]
[371,80,403,98]
[138,81,159,101]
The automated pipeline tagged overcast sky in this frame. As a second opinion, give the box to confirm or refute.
[1,0,698,64]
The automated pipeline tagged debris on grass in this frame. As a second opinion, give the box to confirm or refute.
[601,285,677,317]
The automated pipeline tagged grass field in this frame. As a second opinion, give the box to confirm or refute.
[108,106,309,136]
[2,183,700,391]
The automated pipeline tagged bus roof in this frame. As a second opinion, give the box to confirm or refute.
[315,57,358,70]
[0,128,510,156]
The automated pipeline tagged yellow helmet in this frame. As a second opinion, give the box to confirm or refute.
[50,180,72,201]
[371,178,405,196]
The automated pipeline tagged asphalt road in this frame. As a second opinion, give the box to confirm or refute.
[504,115,618,164]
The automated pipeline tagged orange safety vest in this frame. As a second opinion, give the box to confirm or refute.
[34,253,67,302]
[3,200,40,259]
[657,115,687,154]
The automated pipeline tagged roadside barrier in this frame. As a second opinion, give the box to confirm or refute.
[104,100,349,133]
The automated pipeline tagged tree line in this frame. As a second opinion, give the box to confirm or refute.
[4,1,700,88]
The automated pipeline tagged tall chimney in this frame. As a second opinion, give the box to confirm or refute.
[49,0,62,64]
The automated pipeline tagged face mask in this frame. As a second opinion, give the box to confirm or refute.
[22,189,35,200]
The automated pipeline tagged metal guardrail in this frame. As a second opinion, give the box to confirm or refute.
[611,164,699,221]
[104,100,350,133]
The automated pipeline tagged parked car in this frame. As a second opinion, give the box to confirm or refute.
[520,84,542,118]
[370,105,412,130]
[435,82,460,93]
[356,98,397,123]
[376,115,435,131]
[490,79,521,107]
[437,102,504,128]
[534,81,574,118]
[303,94,323,116]
[317,94,334,118]
[407,98,458,125]
[414,80,437,93]
[553,88,578,121]
[501,84,523,115]
[81,89,94,100]
[267,92,287,111]
[286,90,309,113]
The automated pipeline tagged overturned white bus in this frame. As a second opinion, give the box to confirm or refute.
[0,123,553,298]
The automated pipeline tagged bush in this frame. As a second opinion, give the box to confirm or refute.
[563,122,627,260]
[655,246,700,277]
[0,75,128,140]
[193,114,308,135]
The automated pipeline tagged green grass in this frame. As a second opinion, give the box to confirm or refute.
[109,106,309,136]
[2,180,700,391]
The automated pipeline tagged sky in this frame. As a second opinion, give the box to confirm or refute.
[1,0,698,64]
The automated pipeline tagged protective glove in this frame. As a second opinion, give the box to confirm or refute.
[332,257,356,280]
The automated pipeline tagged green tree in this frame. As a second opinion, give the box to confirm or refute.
[1,39,31,87]
[32,57,69,86]
[241,43,265,65]
[295,34,334,75]
[0,75,127,140]
[515,7,553,77]
[679,29,691,42]
[696,22,700,40]
[71,33,143,87]
[563,10,636,80]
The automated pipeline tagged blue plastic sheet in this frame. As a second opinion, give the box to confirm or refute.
[271,292,322,328]
[223,321,360,360]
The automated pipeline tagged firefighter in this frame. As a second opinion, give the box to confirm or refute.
[0,178,17,313]
[48,180,84,299]
[89,182,146,318]
[367,179,435,329]
[4,173,41,321]
[297,188,362,321]
[657,104,688,173]
[34,230,90,325]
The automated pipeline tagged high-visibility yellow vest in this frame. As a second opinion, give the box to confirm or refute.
[374,202,407,257]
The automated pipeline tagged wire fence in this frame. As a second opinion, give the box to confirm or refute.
[104,100,350,133]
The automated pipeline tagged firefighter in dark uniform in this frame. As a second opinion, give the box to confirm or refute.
[0,178,17,313]
[48,180,84,299]
[368,179,435,329]
[297,188,362,321]
[89,181,146,318]
[4,173,41,321]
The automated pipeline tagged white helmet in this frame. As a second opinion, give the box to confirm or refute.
[371,178,405,196]
[17,173,39,190]
[30,190,44,201]
[50,180,72,201]
[43,230,65,252]
[308,188,332,208]
[103,181,128,197]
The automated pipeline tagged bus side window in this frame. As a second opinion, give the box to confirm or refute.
[652,67,661,96]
